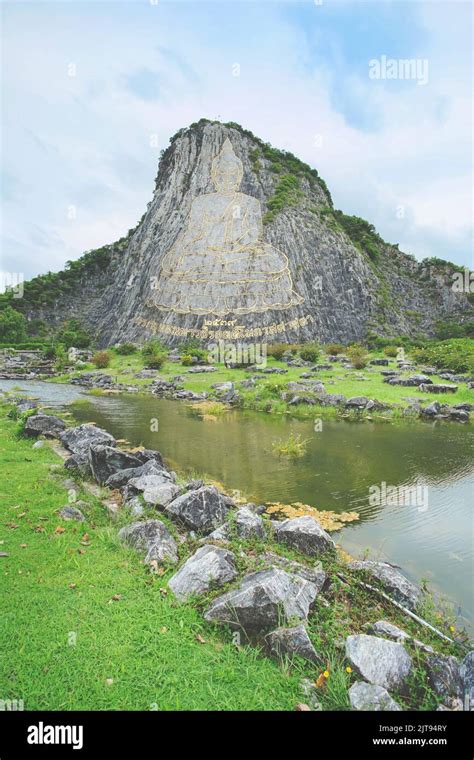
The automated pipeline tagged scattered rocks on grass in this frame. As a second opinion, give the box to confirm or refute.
[24,414,66,438]
[385,375,432,386]
[265,624,321,664]
[168,544,237,601]
[186,366,217,373]
[348,560,421,611]
[345,634,413,693]
[166,486,232,534]
[348,682,402,711]
[275,516,335,557]
[203,567,319,636]
[118,519,178,565]
[59,505,86,521]
[419,383,458,394]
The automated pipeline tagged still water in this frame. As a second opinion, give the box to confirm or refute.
[70,393,474,629]
[2,381,473,628]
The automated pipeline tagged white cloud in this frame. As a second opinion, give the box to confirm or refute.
[1,0,472,279]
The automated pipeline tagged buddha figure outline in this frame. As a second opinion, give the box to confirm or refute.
[149,138,304,316]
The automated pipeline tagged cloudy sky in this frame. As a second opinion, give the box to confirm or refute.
[1,0,472,280]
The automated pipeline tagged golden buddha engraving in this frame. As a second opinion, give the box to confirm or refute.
[149,138,304,316]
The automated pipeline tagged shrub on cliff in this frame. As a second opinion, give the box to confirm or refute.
[92,351,111,369]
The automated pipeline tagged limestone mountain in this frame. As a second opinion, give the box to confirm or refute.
[5,119,472,346]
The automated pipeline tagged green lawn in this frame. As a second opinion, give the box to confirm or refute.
[56,349,474,417]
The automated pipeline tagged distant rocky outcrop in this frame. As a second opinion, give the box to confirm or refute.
[5,119,472,346]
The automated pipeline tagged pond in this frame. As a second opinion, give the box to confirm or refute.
[2,380,472,630]
[69,393,474,630]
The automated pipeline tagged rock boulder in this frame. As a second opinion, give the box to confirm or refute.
[88,445,143,485]
[348,681,402,711]
[166,486,232,534]
[346,634,413,693]
[24,414,66,438]
[168,544,237,601]
[265,624,321,664]
[203,567,319,636]
[275,516,335,557]
[348,560,421,610]
[118,519,178,565]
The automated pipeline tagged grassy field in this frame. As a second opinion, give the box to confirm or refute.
[55,348,474,419]
[0,404,467,711]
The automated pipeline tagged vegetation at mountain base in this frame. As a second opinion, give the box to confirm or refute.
[0,306,28,343]
[411,339,474,375]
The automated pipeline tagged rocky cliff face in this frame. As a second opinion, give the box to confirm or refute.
[14,120,473,346]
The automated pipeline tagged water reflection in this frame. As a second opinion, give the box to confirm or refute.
[70,394,473,627]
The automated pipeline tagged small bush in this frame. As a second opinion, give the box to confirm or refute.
[267,343,290,361]
[188,348,207,362]
[142,339,166,357]
[324,343,344,356]
[180,338,203,355]
[145,353,166,370]
[181,355,194,367]
[92,350,111,369]
[42,344,57,360]
[54,345,69,372]
[299,343,320,363]
[347,344,369,369]
[115,342,137,355]
[383,346,398,357]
